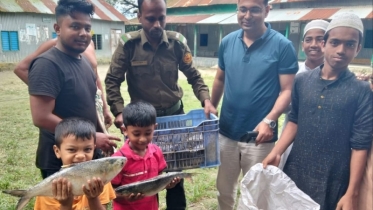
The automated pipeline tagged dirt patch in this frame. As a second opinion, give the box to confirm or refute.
[97,64,110,80]
[97,58,111,65]
[0,63,16,72]
[188,198,218,210]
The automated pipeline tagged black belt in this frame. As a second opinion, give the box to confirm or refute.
[156,100,182,117]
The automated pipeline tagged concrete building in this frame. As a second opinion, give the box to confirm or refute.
[128,0,373,65]
[0,0,127,64]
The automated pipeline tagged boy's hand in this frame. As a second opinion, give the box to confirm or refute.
[123,193,145,202]
[262,152,281,169]
[336,194,358,210]
[165,177,181,189]
[52,178,73,206]
[103,107,113,128]
[83,177,104,199]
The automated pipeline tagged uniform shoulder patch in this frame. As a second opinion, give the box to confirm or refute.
[166,30,187,45]
[120,30,141,45]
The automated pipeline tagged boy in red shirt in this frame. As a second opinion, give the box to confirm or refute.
[111,101,180,210]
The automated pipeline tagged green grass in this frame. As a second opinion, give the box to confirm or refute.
[0,68,286,210]
[0,71,40,209]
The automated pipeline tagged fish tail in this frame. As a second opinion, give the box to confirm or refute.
[184,176,193,184]
[183,173,194,184]
[2,190,31,210]
[16,196,31,210]
[2,189,27,197]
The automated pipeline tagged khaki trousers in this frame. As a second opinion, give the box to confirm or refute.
[216,134,274,210]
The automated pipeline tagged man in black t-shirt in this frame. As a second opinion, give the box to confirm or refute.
[28,0,120,179]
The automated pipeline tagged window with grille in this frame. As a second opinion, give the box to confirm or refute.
[1,31,19,51]
[92,34,102,50]
[364,30,372,49]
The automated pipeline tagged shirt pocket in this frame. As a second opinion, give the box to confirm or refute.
[131,64,154,78]
[160,61,178,90]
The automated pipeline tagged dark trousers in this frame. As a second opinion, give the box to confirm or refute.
[164,106,187,210]
[166,179,186,210]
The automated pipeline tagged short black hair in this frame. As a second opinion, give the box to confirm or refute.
[323,30,363,46]
[55,0,95,22]
[138,0,166,13]
[122,101,156,127]
[55,118,96,148]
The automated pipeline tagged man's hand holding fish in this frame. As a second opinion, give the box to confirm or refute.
[165,177,181,189]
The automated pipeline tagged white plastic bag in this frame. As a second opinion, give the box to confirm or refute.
[237,163,320,210]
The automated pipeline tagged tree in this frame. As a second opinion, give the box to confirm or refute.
[105,0,138,19]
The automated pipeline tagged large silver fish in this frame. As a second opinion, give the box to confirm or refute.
[115,171,193,196]
[3,157,127,210]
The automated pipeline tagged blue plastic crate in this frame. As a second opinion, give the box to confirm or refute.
[153,109,220,171]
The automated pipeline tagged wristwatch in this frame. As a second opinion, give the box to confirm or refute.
[263,118,276,129]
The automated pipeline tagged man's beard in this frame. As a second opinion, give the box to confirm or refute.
[61,39,87,54]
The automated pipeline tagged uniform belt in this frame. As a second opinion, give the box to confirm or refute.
[156,100,181,117]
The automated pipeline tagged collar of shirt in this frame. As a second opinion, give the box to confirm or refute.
[305,63,321,72]
[119,139,157,161]
[140,29,169,49]
[238,22,272,48]
[314,64,354,85]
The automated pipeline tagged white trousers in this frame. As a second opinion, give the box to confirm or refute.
[216,134,275,210]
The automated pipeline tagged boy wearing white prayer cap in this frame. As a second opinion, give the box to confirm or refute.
[263,13,372,210]
[298,19,329,74]
[323,13,364,72]
[278,19,330,170]
[322,14,371,210]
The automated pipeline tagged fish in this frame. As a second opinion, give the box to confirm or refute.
[115,171,193,197]
[3,157,127,210]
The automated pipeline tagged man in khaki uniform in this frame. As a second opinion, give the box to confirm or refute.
[106,28,213,119]
[104,0,217,209]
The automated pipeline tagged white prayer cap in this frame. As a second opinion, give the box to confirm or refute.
[326,13,364,36]
[303,19,329,38]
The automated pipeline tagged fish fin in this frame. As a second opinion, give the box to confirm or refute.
[2,189,27,198]
[3,190,32,210]
[183,172,198,184]
[16,196,32,210]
